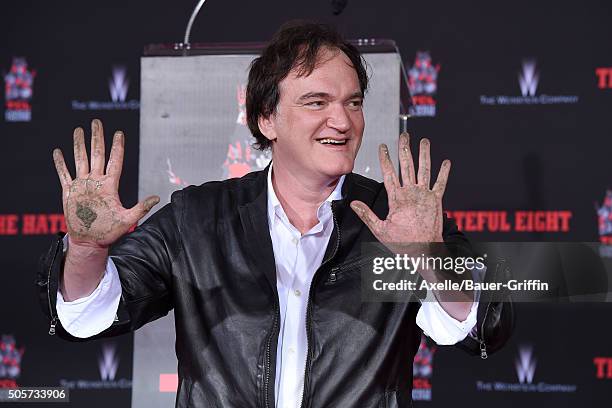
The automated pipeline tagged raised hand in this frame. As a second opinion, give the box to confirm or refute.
[53,119,160,248]
[350,132,449,253]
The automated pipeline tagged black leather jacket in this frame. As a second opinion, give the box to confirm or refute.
[37,167,513,407]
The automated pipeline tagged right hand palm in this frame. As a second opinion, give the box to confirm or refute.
[53,119,160,248]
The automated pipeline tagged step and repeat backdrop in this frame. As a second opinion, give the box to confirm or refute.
[1,0,611,407]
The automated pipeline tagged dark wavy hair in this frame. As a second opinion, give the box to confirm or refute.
[246,21,369,150]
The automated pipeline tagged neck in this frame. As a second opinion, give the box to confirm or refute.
[271,160,340,235]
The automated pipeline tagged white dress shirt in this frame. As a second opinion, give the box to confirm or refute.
[57,165,478,408]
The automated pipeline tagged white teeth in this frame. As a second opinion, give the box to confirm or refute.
[318,139,346,145]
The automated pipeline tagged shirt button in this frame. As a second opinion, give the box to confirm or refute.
[294,289,301,297]
[289,347,295,354]
[291,237,299,245]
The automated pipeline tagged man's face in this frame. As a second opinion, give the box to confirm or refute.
[259,47,365,183]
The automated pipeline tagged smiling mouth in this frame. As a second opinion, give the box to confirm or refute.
[317,138,347,145]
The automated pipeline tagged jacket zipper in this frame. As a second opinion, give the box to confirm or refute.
[324,256,374,285]
[328,268,338,284]
[477,258,505,359]
[478,304,489,359]
[47,237,61,335]
[299,201,341,408]
[264,302,279,408]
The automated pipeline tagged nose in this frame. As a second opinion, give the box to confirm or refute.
[326,103,351,133]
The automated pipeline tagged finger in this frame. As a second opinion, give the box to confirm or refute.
[73,127,89,177]
[378,144,399,194]
[398,132,416,185]
[431,205,444,244]
[106,131,124,183]
[90,119,105,176]
[124,195,160,225]
[432,159,451,197]
[53,149,72,189]
[350,200,383,236]
[417,138,431,188]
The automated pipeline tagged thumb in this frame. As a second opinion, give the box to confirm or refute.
[350,200,382,236]
[125,195,160,225]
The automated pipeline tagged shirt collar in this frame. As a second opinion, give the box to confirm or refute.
[266,162,345,226]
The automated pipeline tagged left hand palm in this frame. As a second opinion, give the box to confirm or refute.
[350,133,450,252]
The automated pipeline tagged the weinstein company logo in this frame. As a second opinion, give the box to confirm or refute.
[108,67,129,103]
[518,60,539,97]
[60,342,131,389]
[475,344,576,393]
[3,57,36,122]
[480,60,579,106]
[71,66,139,111]
[98,343,119,381]
[515,346,536,384]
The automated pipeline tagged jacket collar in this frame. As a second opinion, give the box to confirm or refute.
[331,171,383,260]
[238,163,382,294]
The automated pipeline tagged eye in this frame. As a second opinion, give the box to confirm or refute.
[347,99,363,109]
[304,100,327,109]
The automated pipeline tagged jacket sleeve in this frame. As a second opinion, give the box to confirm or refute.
[441,215,516,357]
[36,189,184,341]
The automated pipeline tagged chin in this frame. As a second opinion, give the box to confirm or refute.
[320,160,354,178]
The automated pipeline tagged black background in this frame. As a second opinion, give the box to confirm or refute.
[1,0,611,406]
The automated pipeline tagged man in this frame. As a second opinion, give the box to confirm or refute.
[39,22,508,407]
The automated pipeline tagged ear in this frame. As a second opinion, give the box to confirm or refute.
[258,115,277,142]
